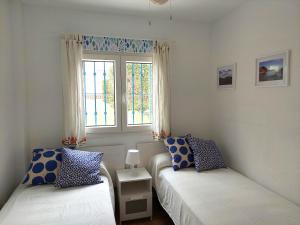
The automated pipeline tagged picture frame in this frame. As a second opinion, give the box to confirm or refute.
[255,50,290,87]
[217,63,236,89]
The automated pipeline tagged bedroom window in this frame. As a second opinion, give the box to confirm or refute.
[122,56,153,132]
[82,54,152,133]
[82,54,121,133]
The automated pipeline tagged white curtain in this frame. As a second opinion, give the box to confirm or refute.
[152,41,171,140]
[61,34,86,148]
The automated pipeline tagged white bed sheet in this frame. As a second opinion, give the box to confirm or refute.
[0,164,116,225]
[149,153,300,225]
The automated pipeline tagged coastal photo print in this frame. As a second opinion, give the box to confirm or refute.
[256,50,290,87]
[217,63,236,88]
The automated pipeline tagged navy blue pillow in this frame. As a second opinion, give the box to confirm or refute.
[164,136,194,171]
[186,134,226,172]
[55,148,103,188]
[23,148,63,186]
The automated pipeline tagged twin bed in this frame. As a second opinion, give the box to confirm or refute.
[149,152,300,225]
[0,163,116,225]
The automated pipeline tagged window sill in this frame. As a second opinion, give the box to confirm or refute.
[86,124,152,134]
[85,126,121,134]
[85,129,154,140]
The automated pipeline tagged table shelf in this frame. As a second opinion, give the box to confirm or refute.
[116,168,152,224]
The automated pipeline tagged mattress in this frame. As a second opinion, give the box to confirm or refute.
[0,164,116,225]
[149,153,300,225]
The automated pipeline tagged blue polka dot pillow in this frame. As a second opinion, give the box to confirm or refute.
[186,134,226,172]
[55,148,103,188]
[164,136,194,171]
[23,148,63,185]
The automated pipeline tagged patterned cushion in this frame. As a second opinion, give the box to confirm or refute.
[164,136,194,171]
[23,148,63,185]
[55,149,103,188]
[186,134,226,172]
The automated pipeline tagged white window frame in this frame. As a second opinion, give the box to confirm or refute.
[121,55,153,132]
[82,52,153,134]
[82,53,122,134]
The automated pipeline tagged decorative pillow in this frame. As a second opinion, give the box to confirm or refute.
[164,136,194,171]
[186,135,226,172]
[55,149,103,188]
[23,148,63,185]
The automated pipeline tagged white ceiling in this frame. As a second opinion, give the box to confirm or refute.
[22,0,248,23]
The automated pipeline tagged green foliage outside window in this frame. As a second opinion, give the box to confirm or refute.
[126,63,152,112]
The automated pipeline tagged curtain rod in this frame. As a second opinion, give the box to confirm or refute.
[60,33,170,43]
[60,33,152,41]
[60,33,173,48]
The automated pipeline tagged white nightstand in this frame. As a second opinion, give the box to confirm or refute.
[116,168,152,224]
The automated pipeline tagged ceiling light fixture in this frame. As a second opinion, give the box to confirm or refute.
[169,0,173,21]
[148,0,173,26]
[148,0,152,26]
[150,0,168,5]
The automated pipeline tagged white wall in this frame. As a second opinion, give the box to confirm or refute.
[22,4,211,158]
[0,0,26,207]
[10,0,28,186]
[5,0,300,209]
[0,0,15,207]
[210,0,300,205]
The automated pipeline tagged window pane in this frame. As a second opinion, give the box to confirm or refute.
[83,60,116,127]
[126,62,152,126]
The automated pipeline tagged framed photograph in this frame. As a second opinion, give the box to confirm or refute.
[255,50,290,87]
[217,63,236,88]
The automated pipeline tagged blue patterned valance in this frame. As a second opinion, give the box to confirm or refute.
[83,36,153,54]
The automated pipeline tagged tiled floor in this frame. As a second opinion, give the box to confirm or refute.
[117,197,174,225]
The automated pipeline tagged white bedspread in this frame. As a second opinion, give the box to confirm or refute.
[0,164,116,225]
[149,153,300,225]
